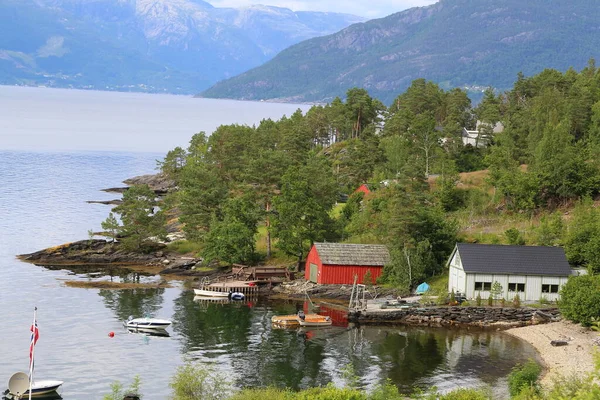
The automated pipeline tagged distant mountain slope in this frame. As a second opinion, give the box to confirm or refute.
[201,0,600,104]
[0,0,364,93]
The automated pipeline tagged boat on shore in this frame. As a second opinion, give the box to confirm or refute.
[271,314,332,328]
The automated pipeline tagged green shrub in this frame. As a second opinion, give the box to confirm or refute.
[170,363,231,400]
[513,294,521,308]
[439,388,491,400]
[508,360,542,397]
[476,293,482,306]
[487,295,493,306]
[229,388,291,400]
[559,275,600,326]
[294,386,367,400]
[103,376,141,400]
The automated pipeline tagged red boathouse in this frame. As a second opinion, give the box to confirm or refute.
[353,184,371,195]
[305,242,390,284]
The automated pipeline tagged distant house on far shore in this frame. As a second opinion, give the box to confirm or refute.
[462,121,504,148]
[354,184,371,195]
[447,243,573,302]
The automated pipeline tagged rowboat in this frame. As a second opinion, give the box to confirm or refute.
[271,314,332,327]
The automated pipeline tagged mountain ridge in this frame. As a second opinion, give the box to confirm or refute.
[0,0,364,94]
[200,0,600,104]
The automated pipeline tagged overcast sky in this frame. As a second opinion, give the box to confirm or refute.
[207,0,438,19]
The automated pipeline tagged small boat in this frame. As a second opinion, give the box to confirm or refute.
[5,374,63,398]
[6,308,63,398]
[193,289,245,300]
[193,289,230,297]
[299,315,332,327]
[124,316,171,330]
[271,314,332,327]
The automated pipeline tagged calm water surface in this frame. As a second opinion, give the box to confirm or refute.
[0,87,539,399]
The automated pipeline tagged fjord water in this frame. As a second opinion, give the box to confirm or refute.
[0,86,538,399]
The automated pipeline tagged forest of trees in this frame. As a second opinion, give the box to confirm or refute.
[104,60,600,291]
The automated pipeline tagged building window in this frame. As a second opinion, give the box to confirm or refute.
[474,282,491,291]
[508,283,525,292]
[541,284,559,293]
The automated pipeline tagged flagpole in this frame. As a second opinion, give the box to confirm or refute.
[29,306,37,400]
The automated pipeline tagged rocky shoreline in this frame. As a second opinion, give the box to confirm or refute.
[348,305,561,328]
[17,239,214,277]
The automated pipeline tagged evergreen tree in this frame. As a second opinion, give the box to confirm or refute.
[111,184,166,251]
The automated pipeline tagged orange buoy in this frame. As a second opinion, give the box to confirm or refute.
[108,331,115,338]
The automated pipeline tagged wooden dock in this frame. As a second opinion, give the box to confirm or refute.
[231,264,295,281]
[197,279,259,296]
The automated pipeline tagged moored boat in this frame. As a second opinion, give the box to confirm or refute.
[193,288,230,297]
[271,314,332,327]
[193,288,245,300]
[124,316,171,330]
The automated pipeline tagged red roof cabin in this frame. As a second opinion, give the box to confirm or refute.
[305,242,390,284]
[354,184,371,195]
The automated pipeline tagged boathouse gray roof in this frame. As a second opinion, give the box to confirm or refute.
[454,243,571,276]
[314,242,390,266]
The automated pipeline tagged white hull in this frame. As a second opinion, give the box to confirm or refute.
[124,317,171,330]
[193,289,229,297]
[7,380,64,397]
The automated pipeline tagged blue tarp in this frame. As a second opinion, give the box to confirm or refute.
[416,282,430,294]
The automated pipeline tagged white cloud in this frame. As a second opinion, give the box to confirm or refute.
[206,0,438,18]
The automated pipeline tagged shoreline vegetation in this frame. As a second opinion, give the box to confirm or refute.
[505,320,598,388]
[21,65,600,398]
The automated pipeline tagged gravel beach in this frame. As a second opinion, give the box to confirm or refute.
[505,320,599,387]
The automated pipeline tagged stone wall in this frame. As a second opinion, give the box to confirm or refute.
[348,306,560,328]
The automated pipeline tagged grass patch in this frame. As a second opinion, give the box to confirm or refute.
[427,274,449,293]
[166,240,203,255]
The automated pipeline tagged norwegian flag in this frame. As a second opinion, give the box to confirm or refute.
[29,313,39,372]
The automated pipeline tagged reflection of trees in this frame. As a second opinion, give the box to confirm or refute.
[373,328,444,391]
[231,307,331,390]
[449,331,538,386]
[99,287,165,321]
[172,293,331,390]
[172,290,253,354]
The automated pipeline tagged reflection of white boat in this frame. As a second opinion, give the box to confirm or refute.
[124,316,171,330]
[194,295,230,302]
[126,327,171,337]
[193,289,245,300]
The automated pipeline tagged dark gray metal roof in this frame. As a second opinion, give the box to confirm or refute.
[314,242,390,266]
[455,243,571,276]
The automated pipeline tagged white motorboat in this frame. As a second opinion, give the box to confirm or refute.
[193,289,245,300]
[6,308,63,399]
[6,373,63,398]
[124,316,171,330]
[193,288,229,298]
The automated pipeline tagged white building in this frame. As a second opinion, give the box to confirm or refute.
[461,121,504,148]
[447,243,572,302]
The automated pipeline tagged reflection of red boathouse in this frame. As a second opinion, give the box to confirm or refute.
[302,302,348,327]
